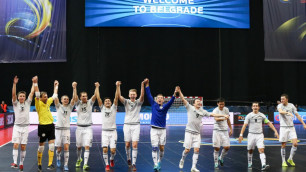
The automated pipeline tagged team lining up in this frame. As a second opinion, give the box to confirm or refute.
[10,76,306,172]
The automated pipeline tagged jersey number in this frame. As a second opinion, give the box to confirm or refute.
[82,107,87,112]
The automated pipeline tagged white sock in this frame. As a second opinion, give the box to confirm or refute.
[259,153,266,166]
[103,153,109,165]
[20,150,26,165]
[281,148,286,163]
[125,147,131,160]
[214,150,219,164]
[84,150,89,165]
[192,152,199,168]
[64,151,69,166]
[248,152,253,164]
[56,150,61,161]
[77,149,82,161]
[220,149,228,160]
[152,149,158,165]
[110,151,116,160]
[132,148,138,165]
[13,149,18,164]
[289,146,297,160]
[181,150,188,161]
[159,150,164,162]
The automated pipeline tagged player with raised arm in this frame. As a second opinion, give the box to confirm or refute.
[177,87,228,172]
[97,81,119,171]
[10,76,34,172]
[54,82,77,171]
[277,94,306,167]
[212,98,232,169]
[75,82,98,170]
[144,78,178,171]
[33,76,58,171]
[239,102,279,171]
[118,80,145,171]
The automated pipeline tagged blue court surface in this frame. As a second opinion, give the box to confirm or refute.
[0,125,305,172]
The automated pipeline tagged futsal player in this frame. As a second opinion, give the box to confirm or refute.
[33,76,58,171]
[212,98,232,169]
[144,78,178,171]
[54,82,77,171]
[239,102,279,171]
[177,87,229,172]
[75,82,99,170]
[11,76,34,172]
[117,80,145,171]
[277,94,306,167]
[97,81,119,171]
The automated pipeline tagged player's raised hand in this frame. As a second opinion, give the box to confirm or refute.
[116,81,121,86]
[72,82,77,88]
[95,82,100,87]
[238,136,243,143]
[32,76,38,83]
[54,80,59,87]
[13,76,19,84]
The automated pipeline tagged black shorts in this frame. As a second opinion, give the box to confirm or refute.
[38,124,55,143]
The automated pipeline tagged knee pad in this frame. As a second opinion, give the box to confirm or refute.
[152,147,158,152]
[38,146,45,153]
[49,143,55,152]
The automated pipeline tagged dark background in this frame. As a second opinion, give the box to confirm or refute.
[0,0,305,106]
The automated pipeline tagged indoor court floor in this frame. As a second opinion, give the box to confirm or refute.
[0,125,305,172]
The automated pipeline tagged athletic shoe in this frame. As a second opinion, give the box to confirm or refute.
[132,164,137,171]
[157,161,161,170]
[179,159,184,169]
[287,159,295,166]
[105,165,110,171]
[248,163,252,168]
[261,164,270,171]
[64,165,69,171]
[19,165,24,172]
[110,160,115,167]
[128,159,132,166]
[191,167,200,172]
[11,163,18,168]
[153,164,158,171]
[214,163,219,169]
[38,165,42,172]
[218,156,224,166]
[282,161,288,167]
[56,159,61,167]
[47,165,55,170]
[83,164,89,170]
[76,158,82,168]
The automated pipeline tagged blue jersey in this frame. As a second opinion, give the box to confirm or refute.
[145,86,175,128]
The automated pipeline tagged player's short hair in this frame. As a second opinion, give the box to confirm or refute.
[252,102,260,106]
[104,97,111,102]
[156,94,164,98]
[217,97,225,103]
[281,94,289,100]
[61,95,69,99]
[40,91,47,98]
[17,91,26,97]
[129,89,137,93]
[193,98,201,104]
[80,92,87,97]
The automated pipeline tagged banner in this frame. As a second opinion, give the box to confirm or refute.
[264,0,306,61]
[234,112,274,124]
[274,112,306,124]
[0,114,4,129]
[85,0,250,28]
[5,113,15,127]
[0,0,66,63]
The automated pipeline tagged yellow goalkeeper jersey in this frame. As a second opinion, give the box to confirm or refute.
[35,97,54,125]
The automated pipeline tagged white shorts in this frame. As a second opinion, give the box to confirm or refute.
[212,130,230,148]
[150,128,166,147]
[123,124,140,142]
[102,130,117,149]
[247,133,265,150]
[183,132,201,149]
[279,127,297,142]
[55,129,70,147]
[12,125,29,144]
[76,126,93,147]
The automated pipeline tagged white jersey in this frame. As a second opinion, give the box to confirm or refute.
[55,103,74,129]
[277,103,297,127]
[101,104,117,131]
[12,98,32,125]
[212,107,229,131]
[75,99,94,126]
[244,112,268,134]
[185,102,210,134]
[123,98,143,124]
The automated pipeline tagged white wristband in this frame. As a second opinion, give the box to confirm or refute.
[240,134,243,137]
[35,92,40,98]
[52,93,58,99]
[55,86,58,90]
[34,83,38,86]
